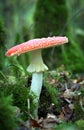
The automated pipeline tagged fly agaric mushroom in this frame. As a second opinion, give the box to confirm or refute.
[6,36,68,116]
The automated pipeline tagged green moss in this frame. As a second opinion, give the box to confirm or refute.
[0,65,28,112]
[0,95,17,130]
[43,71,61,113]
[76,120,84,129]
[1,79,29,112]
[73,99,84,121]
[46,82,60,106]
[55,122,79,130]
[0,67,38,118]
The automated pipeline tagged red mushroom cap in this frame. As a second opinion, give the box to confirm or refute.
[5,36,68,56]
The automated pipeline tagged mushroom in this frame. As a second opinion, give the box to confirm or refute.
[5,36,68,116]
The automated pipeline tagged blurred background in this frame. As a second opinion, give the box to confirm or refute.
[0,0,84,73]
[0,1,84,129]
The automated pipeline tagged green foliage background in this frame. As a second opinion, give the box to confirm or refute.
[33,0,84,72]
[34,0,68,37]
[0,0,84,72]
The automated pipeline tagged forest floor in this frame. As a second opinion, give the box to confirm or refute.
[16,67,84,130]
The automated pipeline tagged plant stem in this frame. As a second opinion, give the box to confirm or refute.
[30,72,43,116]
[30,72,43,102]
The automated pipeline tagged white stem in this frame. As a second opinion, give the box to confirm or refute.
[30,72,43,103]
[27,50,48,73]
[30,72,43,117]
[26,50,48,117]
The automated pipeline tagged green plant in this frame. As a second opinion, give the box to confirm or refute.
[0,64,38,118]
[43,71,61,113]
[76,120,84,129]
[0,75,29,111]
[55,122,79,130]
[0,95,17,130]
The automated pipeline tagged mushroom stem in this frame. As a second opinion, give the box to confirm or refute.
[30,72,43,103]
[27,50,48,73]
[30,72,43,116]
[27,49,48,117]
